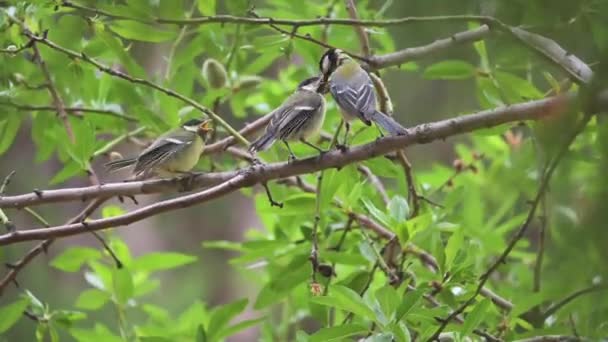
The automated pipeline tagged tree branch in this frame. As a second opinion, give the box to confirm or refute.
[2,91,603,211]
[61,1,493,28]
[368,25,490,69]
[345,0,371,57]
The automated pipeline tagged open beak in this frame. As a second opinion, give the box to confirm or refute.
[198,119,213,133]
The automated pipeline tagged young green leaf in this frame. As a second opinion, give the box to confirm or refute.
[207,298,248,340]
[461,298,492,337]
[51,247,102,272]
[74,289,110,310]
[309,323,368,342]
[444,228,465,270]
[132,252,197,272]
[112,267,134,305]
[310,285,377,323]
[0,297,30,333]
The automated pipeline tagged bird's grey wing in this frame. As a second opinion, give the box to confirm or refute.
[330,70,377,123]
[134,133,194,174]
[276,93,323,140]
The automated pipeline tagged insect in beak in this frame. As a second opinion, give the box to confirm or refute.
[199,119,213,133]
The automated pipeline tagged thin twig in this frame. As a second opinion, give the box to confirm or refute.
[31,39,74,141]
[345,0,371,56]
[541,284,608,320]
[0,101,137,121]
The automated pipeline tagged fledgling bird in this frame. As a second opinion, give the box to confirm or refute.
[249,76,326,161]
[106,118,213,178]
[319,48,407,146]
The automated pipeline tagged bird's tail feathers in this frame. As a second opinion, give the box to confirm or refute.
[105,158,137,172]
[371,111,407,136]
[249,131,277,153]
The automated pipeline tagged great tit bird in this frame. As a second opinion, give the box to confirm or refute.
[106,119,213,178]
[319,48,407,146]
[249,76,326,161]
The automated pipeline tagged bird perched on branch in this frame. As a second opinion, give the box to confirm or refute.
[319,48,407,147]
[106,119,213,178]
[249,76,326,161]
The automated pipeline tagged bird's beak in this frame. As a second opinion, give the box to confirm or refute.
[199,119,213,133]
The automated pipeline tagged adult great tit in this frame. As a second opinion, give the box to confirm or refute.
[319,48,407,146]
[249,76,326,161]
[106,119,213,178]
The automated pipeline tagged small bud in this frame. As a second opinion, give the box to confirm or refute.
[317,264,335,278]
[452,159,464,172]
[233,75,262,92]
[469,164,478,174]
[446,179,454,188]
[472,152,484,160]
[109,151,123,161]
[201,58,228,89]
[6,45,17,53]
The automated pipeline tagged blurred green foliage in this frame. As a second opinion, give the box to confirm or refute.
[1,0,607,341]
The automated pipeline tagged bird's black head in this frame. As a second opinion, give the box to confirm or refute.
[319,48,340,76]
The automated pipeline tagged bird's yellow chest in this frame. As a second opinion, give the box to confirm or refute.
[158,136,204,176]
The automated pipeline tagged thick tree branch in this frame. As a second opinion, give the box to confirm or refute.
[3,91,604,211]
[368,25,490,69]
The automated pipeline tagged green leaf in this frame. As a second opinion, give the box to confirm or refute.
[112,267,134,305]
[461,299,491,336]
[423,60,476,80]
[375,285,399,321]
[196,324,207,342]
[395,288,425,322]
[310,285,377,323]
[132,252,197,272]
[214,316,266,341]
[388,195,409,223]
[0,114,20,155]
[51,247,102,272]
[74,289,110,310]
[50,160,82,185]
[197,0,216,16]
[207,298,248,339]
[309,323,368,342]
[444,228,464,270]
[364,333,394,342]
[109,21,176,42]
[0,297,30,333]
[52,310,87,327]
[362,198,391,228]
